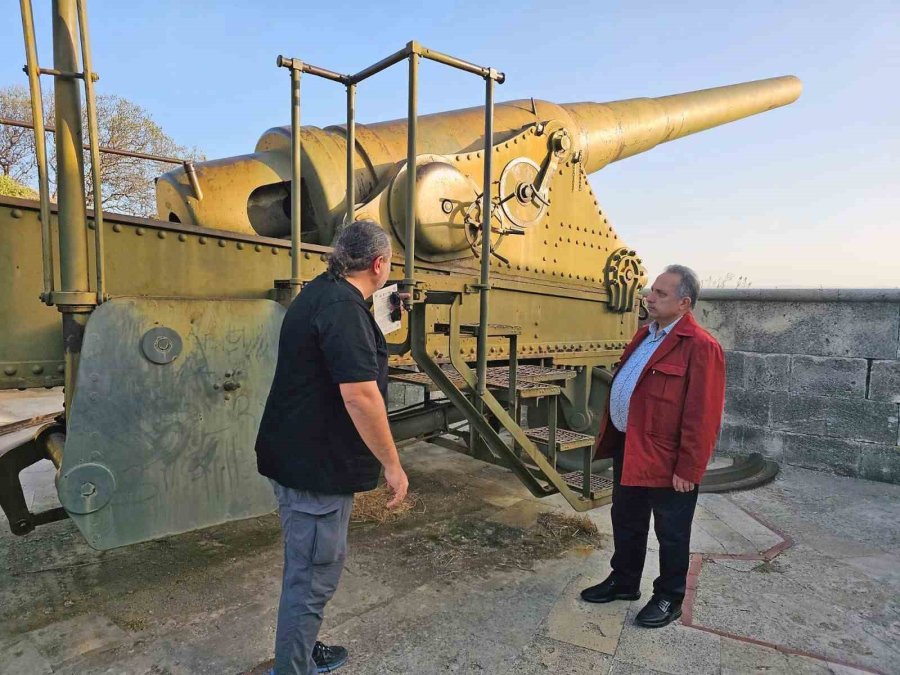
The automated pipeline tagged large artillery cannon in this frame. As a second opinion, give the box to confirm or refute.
[0,2,799,549]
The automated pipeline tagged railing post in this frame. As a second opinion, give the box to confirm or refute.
[475,73,495,402]
[289,62,303,295]
[345,82,356,228]
[75,0,106,304]
[18,0,54,305]
[402,45,418,298]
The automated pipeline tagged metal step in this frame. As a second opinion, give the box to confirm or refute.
[524,426,595,452]
[433,322,522,337]
[486,364,577,383]
[389,364,561,398]
[561,471,614,499]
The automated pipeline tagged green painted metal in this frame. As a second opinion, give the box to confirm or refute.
[58,298,283,549]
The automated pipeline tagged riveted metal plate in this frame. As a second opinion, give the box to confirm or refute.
[61,298,284,550]
[140,326,183,365]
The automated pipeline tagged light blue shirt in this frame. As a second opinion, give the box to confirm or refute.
[609,317,681,433]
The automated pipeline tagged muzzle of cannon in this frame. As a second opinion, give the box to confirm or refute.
[156,76,801,256]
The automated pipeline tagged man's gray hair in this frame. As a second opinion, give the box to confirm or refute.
[664,264,701,309]
[327,220,391,279]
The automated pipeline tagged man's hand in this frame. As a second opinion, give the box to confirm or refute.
[672,473,695,493]
[383,463,409,508]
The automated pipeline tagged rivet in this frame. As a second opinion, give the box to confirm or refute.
[271,248,278,255]
[224,394,231,401]
[136,227,145,236]
[302,250,308,257]
[178,233,187,242]
[157,230,166,239]
[218,239,226,247]
[237,242,245,250]
[3,367,16,376]
[57,364,65,373]
[112,223,122,232]
[199,236,207,245]
[32,364,44,374]
[87,220,95,230]
[10,209,23,219]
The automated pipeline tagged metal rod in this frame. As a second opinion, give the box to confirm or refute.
[183,160,202,200]
[402,52,418,295]
[419,46,505,83]
[18,0,54,305]
[289,65,302,294]
[37,66,94,80]
[350,45,410,84]
[475,75,494,398]
[345,82,356,226]
[0,118,186,164]
[75,0,105,303]
[303,63,348,84]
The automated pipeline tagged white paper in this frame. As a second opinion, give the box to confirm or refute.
[373,283,402,335]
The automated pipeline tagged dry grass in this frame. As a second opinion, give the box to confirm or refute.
[352,485,422,524]
[536,511,601,542]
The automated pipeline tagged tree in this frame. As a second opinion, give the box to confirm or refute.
[0,84,203,217]
[0,174,38,199]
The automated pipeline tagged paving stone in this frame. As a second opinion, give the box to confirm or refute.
[744,353,791,391]
[720,636,833,674]
[868,360,900,403]
[0,637,53,674]
[697,494,784,552]
[614,618,721,674]
[501,635,612,674]
[608,661,672,674]
[541,574,628,655]
[790,355,868,398]
[24,614,129,667]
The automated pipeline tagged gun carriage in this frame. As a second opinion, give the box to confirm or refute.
[0,0,799,549]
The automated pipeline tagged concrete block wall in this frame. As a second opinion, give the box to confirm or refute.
[696,289,900,485]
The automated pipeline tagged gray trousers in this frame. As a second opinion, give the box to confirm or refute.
[271,480,353,675]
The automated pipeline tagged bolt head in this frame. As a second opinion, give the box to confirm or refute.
[80,482,96,497]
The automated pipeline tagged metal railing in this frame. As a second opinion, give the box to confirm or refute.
[275,41,505,399]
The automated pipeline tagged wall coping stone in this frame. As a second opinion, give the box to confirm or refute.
[699,288,900,302]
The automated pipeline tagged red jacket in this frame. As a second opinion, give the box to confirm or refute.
[593,311,725,487]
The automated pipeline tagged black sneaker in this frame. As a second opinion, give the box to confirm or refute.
[313,641,349,673]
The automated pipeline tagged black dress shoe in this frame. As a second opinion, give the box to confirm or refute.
[634,595,682,628]
[580,577,641,604]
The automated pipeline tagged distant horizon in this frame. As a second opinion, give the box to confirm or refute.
[1,1,897,288]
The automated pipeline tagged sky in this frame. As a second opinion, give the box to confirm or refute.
[1,0,897,288]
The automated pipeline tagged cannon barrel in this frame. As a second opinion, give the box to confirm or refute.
[564,75,802,174]
[156,75,801,237]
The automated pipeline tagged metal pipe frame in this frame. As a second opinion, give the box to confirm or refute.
[75,0,105,303]
[277,44,503,401]
[289,64,302,293]
[403,51,418,295]
[345,83,356,227]
[475,75,495,399]
[18,0,54,305]
[1,117,187,164]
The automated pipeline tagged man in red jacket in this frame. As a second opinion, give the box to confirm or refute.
[581,265,725,628]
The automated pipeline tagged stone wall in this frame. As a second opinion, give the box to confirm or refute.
[696,289,900,484]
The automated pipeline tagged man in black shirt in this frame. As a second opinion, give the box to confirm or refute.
[256,220,408,675]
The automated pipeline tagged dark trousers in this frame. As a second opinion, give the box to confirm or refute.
[609,445,699,603]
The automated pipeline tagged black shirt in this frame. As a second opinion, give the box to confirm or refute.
[255,272,388,494]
